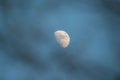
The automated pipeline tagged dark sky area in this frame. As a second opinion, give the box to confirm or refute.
[0,0,120,80]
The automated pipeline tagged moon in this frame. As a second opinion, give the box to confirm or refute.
[54,30,70,48]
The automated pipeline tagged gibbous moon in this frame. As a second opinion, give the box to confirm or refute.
[54,30,70,48]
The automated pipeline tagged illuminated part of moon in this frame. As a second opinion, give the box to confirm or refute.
[54,30,70,48]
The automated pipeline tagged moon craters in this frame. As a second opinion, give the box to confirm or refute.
[54,30,70,48]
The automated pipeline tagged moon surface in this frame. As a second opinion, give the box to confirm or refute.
[54,30,70,48]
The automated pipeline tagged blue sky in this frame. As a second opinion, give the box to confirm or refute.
[0,0,120,80]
